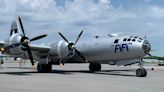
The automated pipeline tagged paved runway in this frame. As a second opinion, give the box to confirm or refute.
[0,61,164,92]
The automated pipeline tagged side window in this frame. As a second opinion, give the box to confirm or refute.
[138,40,141,42]
[10,29,18,36]
[139,38,143,40]
[132,39,136,41]
[114,39,119,43]
[123,38,127,41]
[127,38,131,41]
[130,36,133,38]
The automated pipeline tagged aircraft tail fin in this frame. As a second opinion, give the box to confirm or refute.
[10,21,20,36]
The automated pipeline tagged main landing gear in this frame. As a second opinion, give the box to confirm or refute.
[37,62,52,73]
[89,62,101,72]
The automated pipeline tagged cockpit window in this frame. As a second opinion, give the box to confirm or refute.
[123,38,127,41]
[138,40,142,42]
[95,36,99,39]
[132,39,136,41]
[10,29,18,36]
[127,39,131,41]
[114,39,119,43]
[139,38,143,40]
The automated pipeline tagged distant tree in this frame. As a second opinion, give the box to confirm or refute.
[144,56,164,60]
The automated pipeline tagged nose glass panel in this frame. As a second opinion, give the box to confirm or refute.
[142,40,151,54]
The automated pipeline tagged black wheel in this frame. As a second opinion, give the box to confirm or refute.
[47,62,52,73]
[37,64,43,73]
[37,62,52,73]
[89,62,101,72]
[37,64,46,73]
[136,68,147,77]
[141,68,147,77]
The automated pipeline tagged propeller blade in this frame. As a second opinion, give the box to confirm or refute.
[59,59,66,66]
[30,34,47,42]
[58,31,87,64]
[5,43,21,50]
[75,30,83,45]
[148,53,152,57]
[0,56,3,64]
[18,16,25,36]
[74,48,87,63]
[26,45,34,66]
[58,32,69,43]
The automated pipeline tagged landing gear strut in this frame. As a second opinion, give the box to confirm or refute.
[37,62,52,73]
[136,59,147,77]
[89,62,101,72]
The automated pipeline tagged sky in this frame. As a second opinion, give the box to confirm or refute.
[0,0,164,56]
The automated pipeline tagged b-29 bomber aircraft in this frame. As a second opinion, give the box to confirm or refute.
[0,17,151,77]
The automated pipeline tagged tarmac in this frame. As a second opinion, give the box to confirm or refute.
[0,61,164,92]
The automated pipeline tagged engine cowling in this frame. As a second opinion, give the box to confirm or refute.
[49,40,74,60]
[7,34,22,54]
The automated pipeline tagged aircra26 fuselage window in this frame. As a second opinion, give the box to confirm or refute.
[132,39,136,41]
[10,29,18,36]
[123,38,127,41]
[127,38,131,41]
[114,39,119,43]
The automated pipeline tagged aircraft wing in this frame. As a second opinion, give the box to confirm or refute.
[0,41,8,50]
[0,41,7,47]
[30,44,51,53]
[0,40,51,59]
[29,44,51,61]
[0,40,51,52]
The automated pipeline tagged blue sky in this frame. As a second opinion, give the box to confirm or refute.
[0,0,164,56]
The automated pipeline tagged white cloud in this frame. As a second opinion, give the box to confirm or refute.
[149,6,164,18]
[0,0,164,56]
[0,0,163,34]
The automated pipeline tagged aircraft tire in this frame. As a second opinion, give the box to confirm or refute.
[89,62,101,72]
[136,68,147,77]
[37,63,52,73]
[47,62,52,73]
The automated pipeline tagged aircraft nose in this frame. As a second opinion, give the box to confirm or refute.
[142,40,151,54]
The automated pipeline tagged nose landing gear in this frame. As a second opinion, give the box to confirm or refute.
[136,68,147,77]
[136,59,147,77]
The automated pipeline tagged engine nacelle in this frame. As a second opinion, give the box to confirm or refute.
[49,40,73,60]
[7,34,22,53]
[7,34,30,55]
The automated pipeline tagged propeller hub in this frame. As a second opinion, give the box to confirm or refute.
[68,43,75,50]
[20,36,29,46]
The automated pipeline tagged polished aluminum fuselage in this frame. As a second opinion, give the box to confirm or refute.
[1,20,151,65]
[78,37,144,61]
[3,33,150,64]
[70,35,147,63]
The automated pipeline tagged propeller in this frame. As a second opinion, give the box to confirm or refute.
[5,16,47,66]
[147,53,152,57]
[58,30,87,65]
